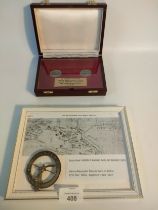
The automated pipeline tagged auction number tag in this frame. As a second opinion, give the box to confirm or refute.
[59,187,83,203]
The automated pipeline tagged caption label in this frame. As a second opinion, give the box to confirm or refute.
[59,187,83,203]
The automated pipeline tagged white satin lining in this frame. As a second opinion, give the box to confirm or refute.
[34,8,103,57]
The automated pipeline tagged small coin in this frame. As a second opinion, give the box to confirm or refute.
[50,69,62,77]
[80,69,92,77]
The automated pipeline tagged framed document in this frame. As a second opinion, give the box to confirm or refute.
[6,106,142,199]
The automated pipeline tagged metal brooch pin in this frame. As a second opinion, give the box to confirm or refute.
[25,151,61,191]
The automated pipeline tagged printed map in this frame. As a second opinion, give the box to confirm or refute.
[23,117,125,155]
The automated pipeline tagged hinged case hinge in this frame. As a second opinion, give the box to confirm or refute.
[43,0,49,4]
[87,0,97,5]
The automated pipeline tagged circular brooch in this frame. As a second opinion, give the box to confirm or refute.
[26,151,61,191]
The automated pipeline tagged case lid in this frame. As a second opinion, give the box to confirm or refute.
[31,2,107,57]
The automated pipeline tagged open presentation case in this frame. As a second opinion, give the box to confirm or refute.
[30,2,107,96]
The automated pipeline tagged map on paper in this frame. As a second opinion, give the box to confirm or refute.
[23,117,125,156]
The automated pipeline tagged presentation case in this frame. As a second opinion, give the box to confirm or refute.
[30,2,107,96]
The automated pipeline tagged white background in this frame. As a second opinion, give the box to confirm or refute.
[0,0,158,209]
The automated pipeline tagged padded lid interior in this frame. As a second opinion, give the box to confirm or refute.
[33,6,105,56]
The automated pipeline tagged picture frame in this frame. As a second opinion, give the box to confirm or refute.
[6,106,142,199]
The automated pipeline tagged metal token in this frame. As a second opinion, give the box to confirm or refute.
[50,69,62,77]
[25,151,61,191]
[80,69,92,77]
